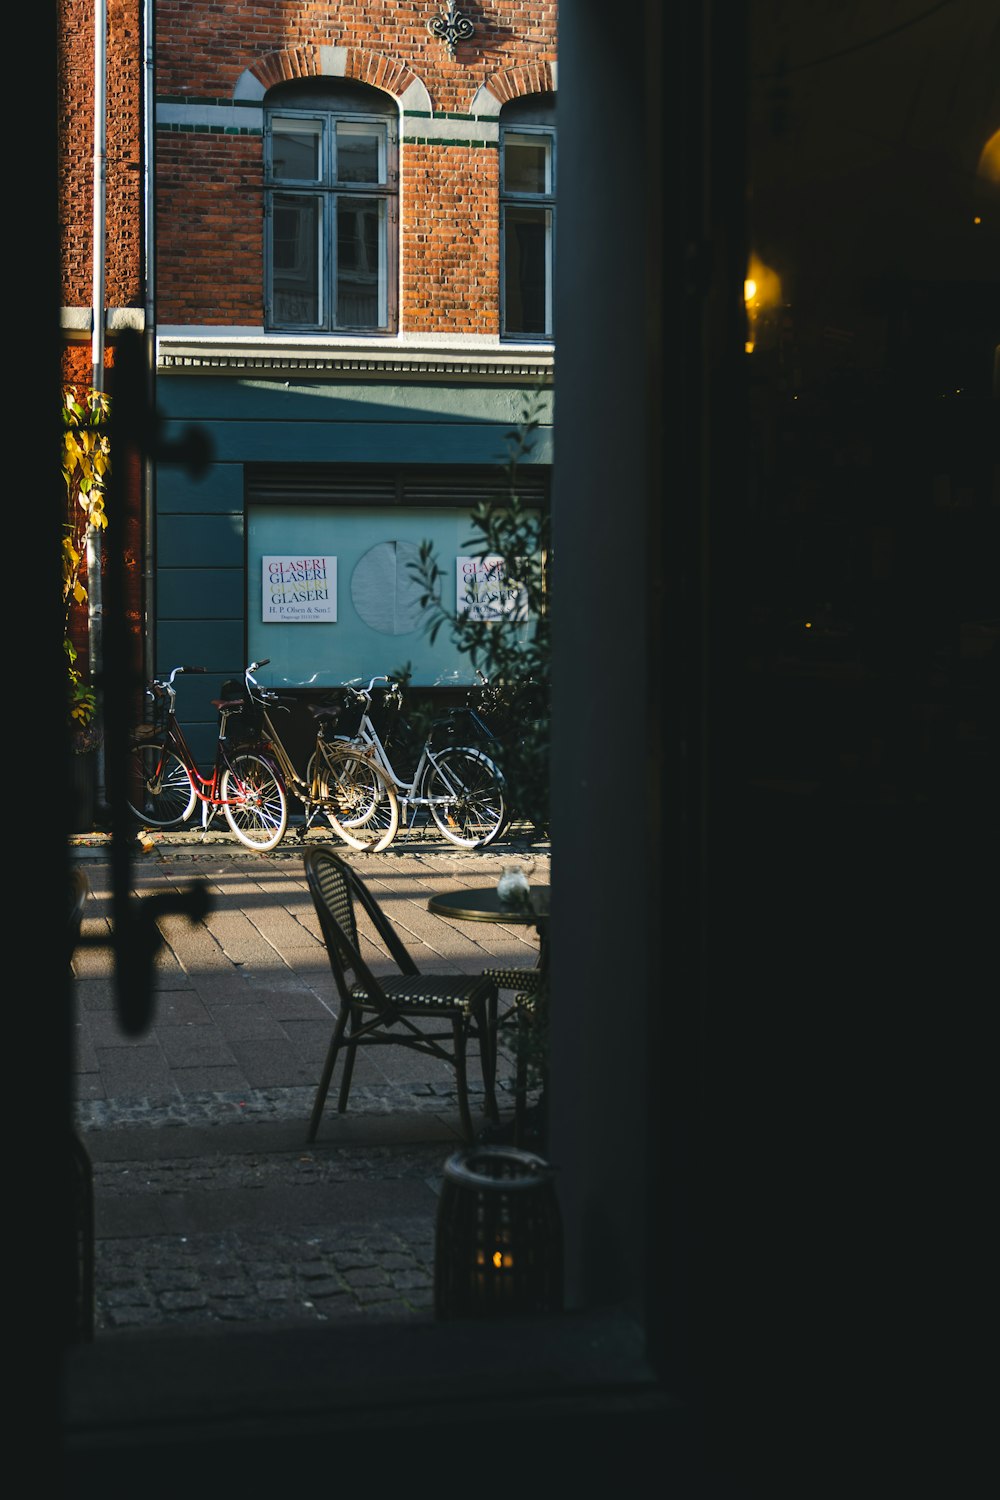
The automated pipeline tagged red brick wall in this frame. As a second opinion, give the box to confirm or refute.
[59,0,144,311]
[154,1,557,331]
[155,132,263,324]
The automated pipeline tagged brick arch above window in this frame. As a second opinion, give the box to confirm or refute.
[472,62,557,114]
[236,46,428,111]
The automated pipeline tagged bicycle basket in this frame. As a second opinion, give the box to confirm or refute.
[135,685,171,739]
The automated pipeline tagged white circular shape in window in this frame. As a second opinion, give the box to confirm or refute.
[351,540,426,635]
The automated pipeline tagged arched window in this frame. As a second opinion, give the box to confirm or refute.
[264,79,398,334]
[500,94,556,340]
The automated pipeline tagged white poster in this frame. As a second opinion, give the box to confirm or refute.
[456,555,528,621]
[262,556,337,622]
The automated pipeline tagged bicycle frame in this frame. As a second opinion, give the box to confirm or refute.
[331,677,500,827]
[137,706,266,827]
[129,664,290,851]
[173,715,249,825]
[216,664,348,827]
[239,704,336,826]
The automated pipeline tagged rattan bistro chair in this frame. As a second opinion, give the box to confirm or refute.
[303,846,500,1145]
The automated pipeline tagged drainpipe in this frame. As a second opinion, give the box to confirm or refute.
[142,0,156,689]
[89,0,108,808]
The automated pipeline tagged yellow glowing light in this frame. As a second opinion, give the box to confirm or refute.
[492,1250,503,1269]
[746,254,782,307]
[976,129,1000,185]
[973,215,982,225]
[804,621,812,629]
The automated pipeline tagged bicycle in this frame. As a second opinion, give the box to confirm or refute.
[465,668,550,838]
[318,675,508,850]
[217,662,401,853]
[126,663,289,851]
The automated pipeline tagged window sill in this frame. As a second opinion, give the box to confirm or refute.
[61,1309,693,1482]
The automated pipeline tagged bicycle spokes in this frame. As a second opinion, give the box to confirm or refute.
[220,753,288,851]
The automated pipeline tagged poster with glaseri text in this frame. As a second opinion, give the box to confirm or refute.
[263,557,337,622]
[456,556,528,621]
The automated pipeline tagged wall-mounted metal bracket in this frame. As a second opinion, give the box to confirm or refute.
[428,3,475,58]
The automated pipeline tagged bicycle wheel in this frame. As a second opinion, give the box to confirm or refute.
[422,745,507,849]
[312,742,399,852]
[220,752,288,851]
[126,741,196,827]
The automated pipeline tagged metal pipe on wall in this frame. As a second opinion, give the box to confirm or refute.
[91,0,106,393]
[142,0,156,689]
[89,0,108,807]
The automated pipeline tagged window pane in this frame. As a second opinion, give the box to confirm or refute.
[272,194,322,325]
[504,135,550,195]
[504,206,550,336]
[336,121,385,184]
[337,196,385,327]
[272,118,322,181]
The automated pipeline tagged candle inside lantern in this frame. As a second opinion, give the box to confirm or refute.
[434,1145,563,1319]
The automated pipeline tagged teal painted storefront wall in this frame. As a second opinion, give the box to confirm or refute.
[153,374,553,768]
[157,462,244,514]
[164,420,550,465]
[158,568,245,618]
[156,376,548,428]
[157,513,244,567]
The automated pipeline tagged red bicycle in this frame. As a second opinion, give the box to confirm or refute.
[126,662,288,851]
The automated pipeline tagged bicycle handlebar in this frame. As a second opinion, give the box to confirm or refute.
[146,665,207,700]
[341,675,403,705]
[242,660,290,709]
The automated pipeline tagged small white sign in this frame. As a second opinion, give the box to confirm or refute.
[263,556,337,622]
[456,555,528,621]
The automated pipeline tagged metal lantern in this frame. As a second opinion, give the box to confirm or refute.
[434,1146,563,1319]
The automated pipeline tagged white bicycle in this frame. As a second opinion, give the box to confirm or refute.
[316,675,508,851]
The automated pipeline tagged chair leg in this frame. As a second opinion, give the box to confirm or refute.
[452,1018,475,1144]
[307,1006,350,1142]
[479,1004,500,1124]
[337,1004,361,1113]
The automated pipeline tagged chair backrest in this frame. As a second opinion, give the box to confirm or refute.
[305,846,359,965]
[303,846,418,1023]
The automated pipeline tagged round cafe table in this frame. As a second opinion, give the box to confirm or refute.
[427,886,549,925]
[427,884,550,988]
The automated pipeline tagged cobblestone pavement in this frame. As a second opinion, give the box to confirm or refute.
[71,832,547,1338]
[83,1087,528,1335]
[90,1132,444,1333]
